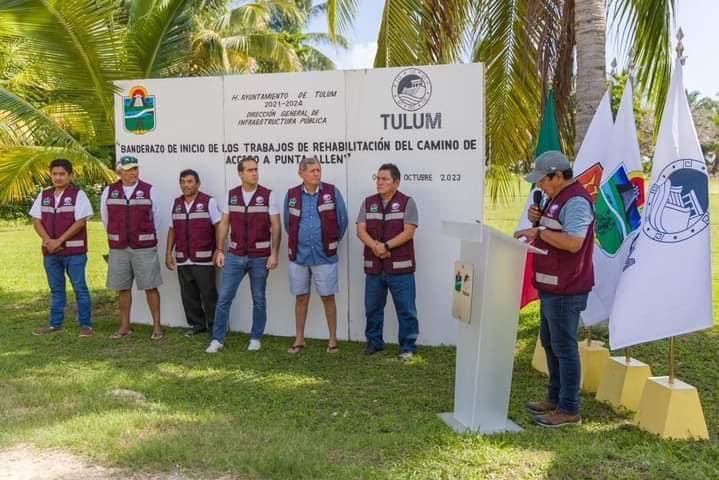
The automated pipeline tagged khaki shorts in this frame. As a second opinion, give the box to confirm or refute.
[107,247,163,291]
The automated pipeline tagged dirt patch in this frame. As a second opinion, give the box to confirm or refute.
[0,445,239,480]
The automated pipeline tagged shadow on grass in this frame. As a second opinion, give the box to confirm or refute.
[1,291,718,479]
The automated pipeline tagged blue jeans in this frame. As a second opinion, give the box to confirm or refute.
[212,255,268,343]
[365,273,419,353]
[43,254,92,328]
[538,291,588,415]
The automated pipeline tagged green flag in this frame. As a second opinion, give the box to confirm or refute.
[535,90,562,156]
[520,89,562,308]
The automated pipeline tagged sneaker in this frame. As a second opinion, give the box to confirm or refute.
[79,327,94,337]
[526,399,557,415]
[364,344,384,356]
[205,339,224,353]
[398,351,414,361]
[534,410,582,428]
[32,325,63,336]
[247,339,261,351]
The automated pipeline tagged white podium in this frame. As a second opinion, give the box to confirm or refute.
[439,221,544,434]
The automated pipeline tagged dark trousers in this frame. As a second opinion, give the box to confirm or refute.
[364,272,419,353]
[178,265,218,330]
[538,291,588,415]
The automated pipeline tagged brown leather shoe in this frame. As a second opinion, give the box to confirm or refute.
[526,399,557,415]
[534,410,582,428]
[79,327,94,337]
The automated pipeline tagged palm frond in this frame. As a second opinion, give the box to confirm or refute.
[0,0,122,127]
[420,0,473,64]
[609,0,675,134]
[374,0,424,67]
[0,86,98,156]
[126,0,196,78]
[299,45,337,71]
[474,0,543,201]
[0,145,114,203]
[302,31,349,50]
[325,0,358,40]
[223,33,303,72]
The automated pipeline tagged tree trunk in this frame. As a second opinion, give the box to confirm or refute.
[574,0,606,152]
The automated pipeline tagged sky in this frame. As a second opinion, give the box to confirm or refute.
[308,0,719,98]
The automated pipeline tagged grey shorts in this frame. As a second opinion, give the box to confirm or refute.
[107,247,163,291]
[288,261,338,296]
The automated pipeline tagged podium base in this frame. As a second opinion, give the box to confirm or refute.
[595,357,651,412]
[438,413,523,435]
[531,336,548,375]
[633,376,709,440]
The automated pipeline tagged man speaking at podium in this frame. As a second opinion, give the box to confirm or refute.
[514,151,595,428]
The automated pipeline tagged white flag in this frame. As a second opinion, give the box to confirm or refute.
[570,92,615,325]
[582,82,646,327]
[609,58,713,350]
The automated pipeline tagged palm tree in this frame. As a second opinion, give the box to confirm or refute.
[374,0,676,198]
[0,0,354,202]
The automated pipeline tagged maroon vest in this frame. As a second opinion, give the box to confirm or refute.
[39,184,87,256]
[363,191,416,274]
[286,182,339,261]
[106,179,158,249]
[228,185,272,257]
[172,192,216,263]
[532,181,595,295]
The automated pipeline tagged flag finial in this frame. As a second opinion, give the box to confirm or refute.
[676,28,686,65]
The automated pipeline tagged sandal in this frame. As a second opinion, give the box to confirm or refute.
[287,344,305,354]
[326,344,339,354]
[151,331,164,340]
[110,329,132,339]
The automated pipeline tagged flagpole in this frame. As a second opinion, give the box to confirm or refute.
[669,337,676,385]
[667,29,685,388]
[624,348,630,364]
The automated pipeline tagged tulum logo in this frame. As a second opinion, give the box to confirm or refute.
[392,68,432,112]
[643,159,709,244]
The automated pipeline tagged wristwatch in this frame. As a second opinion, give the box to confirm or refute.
[536,226,546,238]
[384,242,390,251]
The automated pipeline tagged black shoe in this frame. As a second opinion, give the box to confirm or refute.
[364,344,384,355]
[185,327,208,337]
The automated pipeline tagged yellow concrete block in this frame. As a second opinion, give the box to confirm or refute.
[595,357,652,412]
[634,376,709,440]
[531,336,548,375]
[579,340,609,393]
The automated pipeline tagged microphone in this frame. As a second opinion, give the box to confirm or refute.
[532,189,543,227]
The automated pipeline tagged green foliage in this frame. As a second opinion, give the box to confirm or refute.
[374,0,676,201]
[0,0,352,204]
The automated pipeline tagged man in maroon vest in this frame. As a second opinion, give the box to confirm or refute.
[205,157,281,353]
[284,156,348,354]
[29,159,94,336]
[165,169,222,336]
[101,155,163,340]
[356,163,419,361]
[514,151,595,427]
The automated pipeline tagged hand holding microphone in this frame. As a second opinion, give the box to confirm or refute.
[528,189,543,226]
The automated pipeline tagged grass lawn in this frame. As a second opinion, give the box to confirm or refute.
[1,179,718,479]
